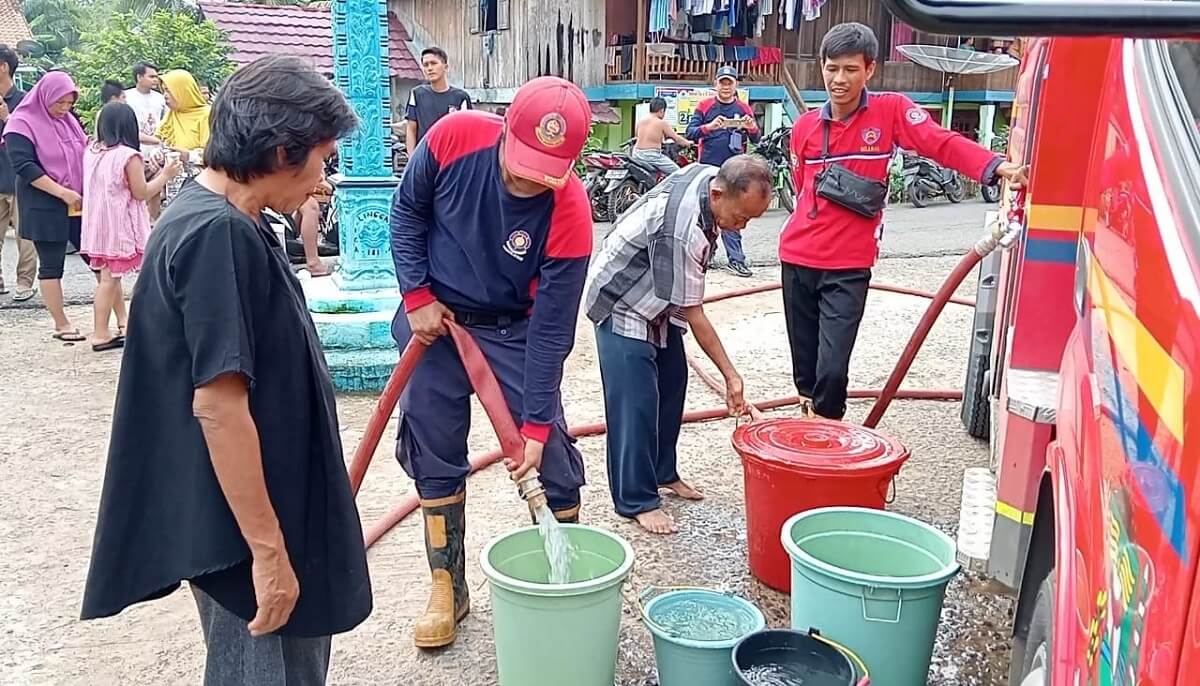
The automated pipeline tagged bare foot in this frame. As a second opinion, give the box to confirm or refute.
[661,479,705,500]
[634,509,677,535]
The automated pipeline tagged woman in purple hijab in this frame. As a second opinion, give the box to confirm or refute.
[4,70,90,342]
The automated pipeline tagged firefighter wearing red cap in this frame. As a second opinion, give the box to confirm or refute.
[388,76,593,648]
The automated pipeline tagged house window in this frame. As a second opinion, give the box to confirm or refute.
[470,0,510,34]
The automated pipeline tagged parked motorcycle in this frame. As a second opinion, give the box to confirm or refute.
[980,178,1002,203]
[755,125,796,213]
[581,150,622,222]
[902,153,966,207]
[601,138,693,220]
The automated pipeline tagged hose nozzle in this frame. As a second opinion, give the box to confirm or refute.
[515,468,549,515]
[975,213,1023,256]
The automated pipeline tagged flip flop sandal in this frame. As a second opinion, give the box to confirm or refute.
[92,338,125,352]
[12,288,35,302]
[52,330,86,342]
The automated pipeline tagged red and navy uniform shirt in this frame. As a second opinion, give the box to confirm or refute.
[389,109,593,442]
[783,91,1002,270]
[685,96,761,166]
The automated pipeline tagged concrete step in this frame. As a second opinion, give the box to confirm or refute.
[323,346,399,393]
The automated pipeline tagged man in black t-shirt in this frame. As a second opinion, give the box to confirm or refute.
[81,56,370,684]
[404,46,472,155]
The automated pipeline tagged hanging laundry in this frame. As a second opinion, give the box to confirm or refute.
[650,0,671,33]
[780,0,797,30]
[801,0,827,21]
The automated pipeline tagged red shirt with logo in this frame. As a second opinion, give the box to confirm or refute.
[782,91,1001,270]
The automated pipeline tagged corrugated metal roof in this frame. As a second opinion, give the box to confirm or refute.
[0,0,32,49]
[198,1,421,80]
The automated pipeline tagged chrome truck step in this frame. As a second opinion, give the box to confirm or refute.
[957,467,997,572]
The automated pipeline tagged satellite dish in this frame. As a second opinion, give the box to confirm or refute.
[896,45,1018,127]
[16,40,44,58]
[896,45,1018,75]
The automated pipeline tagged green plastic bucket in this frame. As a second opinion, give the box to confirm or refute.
[782,507,960,686]
[640,588,766,686]
[480,524,635,686]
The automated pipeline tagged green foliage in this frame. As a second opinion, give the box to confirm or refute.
[62,10,234,129]
[574,129,604,177]
[23,0,89,56]
[990,124,1011,153]
[888,154,905,204]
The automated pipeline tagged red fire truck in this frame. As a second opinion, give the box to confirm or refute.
[882,1,1200,684]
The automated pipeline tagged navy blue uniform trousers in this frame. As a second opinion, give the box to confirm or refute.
[595,320,687,517]
[393,314,586,514]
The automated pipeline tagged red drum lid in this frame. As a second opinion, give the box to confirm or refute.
[731,418,909,474]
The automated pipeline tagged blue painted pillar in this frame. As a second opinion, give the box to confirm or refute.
[331,0,398,291]
[305,0,403,391]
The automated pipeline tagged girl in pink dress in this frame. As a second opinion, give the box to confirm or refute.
[82,102,180,350]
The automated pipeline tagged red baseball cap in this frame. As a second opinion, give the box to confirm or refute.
[503,76,590,189]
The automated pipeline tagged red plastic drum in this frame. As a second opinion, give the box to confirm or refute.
[732,418,911,592]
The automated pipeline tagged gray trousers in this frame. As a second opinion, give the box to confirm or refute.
[193,586,331,686]
[631,147,680,175]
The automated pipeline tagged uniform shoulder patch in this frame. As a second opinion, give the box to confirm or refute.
[905,106,930,125]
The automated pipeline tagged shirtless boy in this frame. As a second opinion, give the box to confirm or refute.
[632,97,694,175]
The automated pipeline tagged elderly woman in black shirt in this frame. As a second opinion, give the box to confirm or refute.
[81,55,371,684]
[4,70,89,341]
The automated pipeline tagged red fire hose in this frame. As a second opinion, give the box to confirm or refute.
[350,275,972,549]
[863,249,985,428]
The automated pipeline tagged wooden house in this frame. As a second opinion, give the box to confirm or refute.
[389,0,1016,141]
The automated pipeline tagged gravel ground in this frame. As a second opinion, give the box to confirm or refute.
[0,237,1014,683]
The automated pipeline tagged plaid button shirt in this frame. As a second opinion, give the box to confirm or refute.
[584,164,720,347]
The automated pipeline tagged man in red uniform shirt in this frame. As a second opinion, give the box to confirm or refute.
[782,22,1027,419]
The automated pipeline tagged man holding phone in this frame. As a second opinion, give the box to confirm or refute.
[686,66,760,277]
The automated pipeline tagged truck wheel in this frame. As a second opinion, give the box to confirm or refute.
[961,345,991,439]
[1013,574,1054,686]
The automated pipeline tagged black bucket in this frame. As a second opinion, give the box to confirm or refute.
[732,629,861,686]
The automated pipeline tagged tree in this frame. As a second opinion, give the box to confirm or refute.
[23,0,90,56]
[62,10,235,127]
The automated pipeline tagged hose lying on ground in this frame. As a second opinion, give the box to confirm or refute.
[349,273,976,549]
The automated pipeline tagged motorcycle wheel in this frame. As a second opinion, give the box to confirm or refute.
[607,179,641,221]
[777,172,796,213]
[981,182,1001,203]
[947,177,966,203]
[910,184,931,208]
[589,181,612,223]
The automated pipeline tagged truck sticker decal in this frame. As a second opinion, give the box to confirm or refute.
[1090,305,1188,560]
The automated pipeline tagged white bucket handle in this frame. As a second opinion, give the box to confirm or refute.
[861,585,903,623]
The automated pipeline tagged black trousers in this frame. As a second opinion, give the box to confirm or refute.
[781,263,871,420]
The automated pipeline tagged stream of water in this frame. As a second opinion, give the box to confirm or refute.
[533,503,576,584]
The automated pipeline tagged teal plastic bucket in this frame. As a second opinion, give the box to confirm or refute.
[641,588,766,686]
[782,507,960,686]
[480,524,635,686]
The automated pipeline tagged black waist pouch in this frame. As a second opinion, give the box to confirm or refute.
[808,121,888,219]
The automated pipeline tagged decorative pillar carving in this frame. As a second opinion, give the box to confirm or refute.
[331,0,398,291]
[305,0,402,391]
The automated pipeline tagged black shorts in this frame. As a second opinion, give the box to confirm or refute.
[34,239,90,280]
